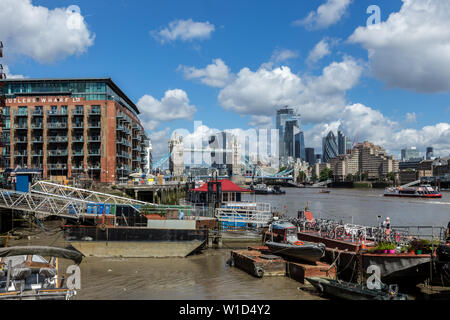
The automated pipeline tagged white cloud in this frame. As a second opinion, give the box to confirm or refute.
[304,103,450,157]
[248,115,274,128]
[137,89,197,131]
[405,112,417,124]
[152,19,215,44]
[217,56,363,124]
[0,0,94,63]
[149,127,171,159]
[293,0,352,30]
[307,38,336,65]
[349,0,450,93]
[178,58,233,88]
[3,65,25,79]
[270,49,299,64]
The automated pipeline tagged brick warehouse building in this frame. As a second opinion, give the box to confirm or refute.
[0,78,149,184]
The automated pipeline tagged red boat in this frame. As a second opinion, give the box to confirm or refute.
[384,185,442,198]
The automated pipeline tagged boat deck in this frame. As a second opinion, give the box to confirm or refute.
[297,231,376,252]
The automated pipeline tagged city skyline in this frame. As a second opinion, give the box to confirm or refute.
[1,0,450,162]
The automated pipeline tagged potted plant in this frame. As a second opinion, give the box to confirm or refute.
[385,242,397,254]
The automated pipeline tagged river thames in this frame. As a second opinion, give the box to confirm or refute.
[11,188,450,300]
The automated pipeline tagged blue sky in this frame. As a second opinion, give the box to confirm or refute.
[2,0,450,160]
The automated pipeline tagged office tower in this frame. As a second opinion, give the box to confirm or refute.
[426,147,434,160]
[276,106,301,160]
[305,148,315,166]
[322,131,338,163]
[400,146,421,161]
[337,128,347,155]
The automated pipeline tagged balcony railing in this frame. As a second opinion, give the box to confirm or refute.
[14,111,28,117]
[32,137,43,143]
[14,151,27,156]
[48,164,67,170]
[48,150,68,156]
[31,123,43,129]
[14,124,28,129]
[88,136,101,142]
[89,109,101,115]
[32,110,43,116]
[14,137,27,143]
[72,109,84,115]
[72,136,84,143]
[88,150,101,156]
[88,164,101,170]
[31,151,43,157]
[88,123,101,129]
[72,151,84,156]
[47,110,68,116]
[47,123,68,129]
[48,136,68,143]
[72,123,84,129]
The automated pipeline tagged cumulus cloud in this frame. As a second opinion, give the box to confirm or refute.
[3,65,25,79]
[304,103,450,157]
[270,49,299,64]
[217,56,363,124]
[405,112,417,124]
[149,127,171,159]
[151,19,215,44]
[306,38,337,65]
[0,0,94,63]
[293,0,352,30]
[178,58,233,88]
[349,0,450,93]
[248,115,274,128]
[137,89,197,131]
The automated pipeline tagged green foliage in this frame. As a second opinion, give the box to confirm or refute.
[279,166,286,173]
[387,172,396,182]
[319,167,333,182]
[297,170,307,183]
[373,242,397,251]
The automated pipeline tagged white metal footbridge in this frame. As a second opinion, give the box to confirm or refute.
[0,181,156,219]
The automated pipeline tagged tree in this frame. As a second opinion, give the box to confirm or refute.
[311,173,318,183]
[346,174,354,182]
[297,170,307,183]
[387,172,396,182]
[278,166,286,173]
[319,168,333,182]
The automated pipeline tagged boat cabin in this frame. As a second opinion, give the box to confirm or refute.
[271,221,298,243]
[186,179,254,206]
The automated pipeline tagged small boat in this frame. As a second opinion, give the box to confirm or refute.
[320,189,330,194]
[0,246,84,300]
[265,221,325,263]
[250,184,285,195]
[306,277,408,300]
[384,185,442,198]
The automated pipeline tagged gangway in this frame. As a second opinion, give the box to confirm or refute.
[0,188,90,219]
[399,180,421,188]
[312,179,333,188]
[31,181,152,211]
[215,202,273,226]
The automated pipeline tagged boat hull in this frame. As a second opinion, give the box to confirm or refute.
[265,241,325,263]
[63,226,208,258]
[384,193,442,198]
[306,277,407,300]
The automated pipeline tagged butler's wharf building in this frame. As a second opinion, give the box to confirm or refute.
[0,78,149,184]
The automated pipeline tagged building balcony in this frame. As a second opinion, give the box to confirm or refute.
[48,164,67,170]
[88,150,101,156]
[48,150,68,157]
[31,151,43,157]
[88,164,101,170]
[47,123,68,129]
[14,124,28,130]
[88,123,101,129]
[32,110,43,116]
[14,151,27,157]
[88,109,101,115]
[47,110,68,116]
[32,137,44,143]
[48,136,68,143]
[14,137,27,143]
[72,151,84,156]
[71,165,84,171]
[72,109,84,115]
[31,123,43,129]
[117,165,130,172]
[72,136,84,143]
[14,111,28,117]
[72,123,84,129]
[88,136,101,143]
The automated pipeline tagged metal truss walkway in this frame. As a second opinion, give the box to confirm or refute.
[0,181,158,220]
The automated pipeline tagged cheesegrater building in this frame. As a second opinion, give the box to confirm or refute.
[0,78,149,184]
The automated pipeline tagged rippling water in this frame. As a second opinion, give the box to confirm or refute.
[8,188,450,300]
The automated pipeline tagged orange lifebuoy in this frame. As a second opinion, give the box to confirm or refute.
[294,241,304,246]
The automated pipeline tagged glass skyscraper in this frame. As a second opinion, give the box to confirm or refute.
[322,131,338,163]
[276,106,301,161]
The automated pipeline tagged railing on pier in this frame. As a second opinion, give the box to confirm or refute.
[215,207,273,226]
